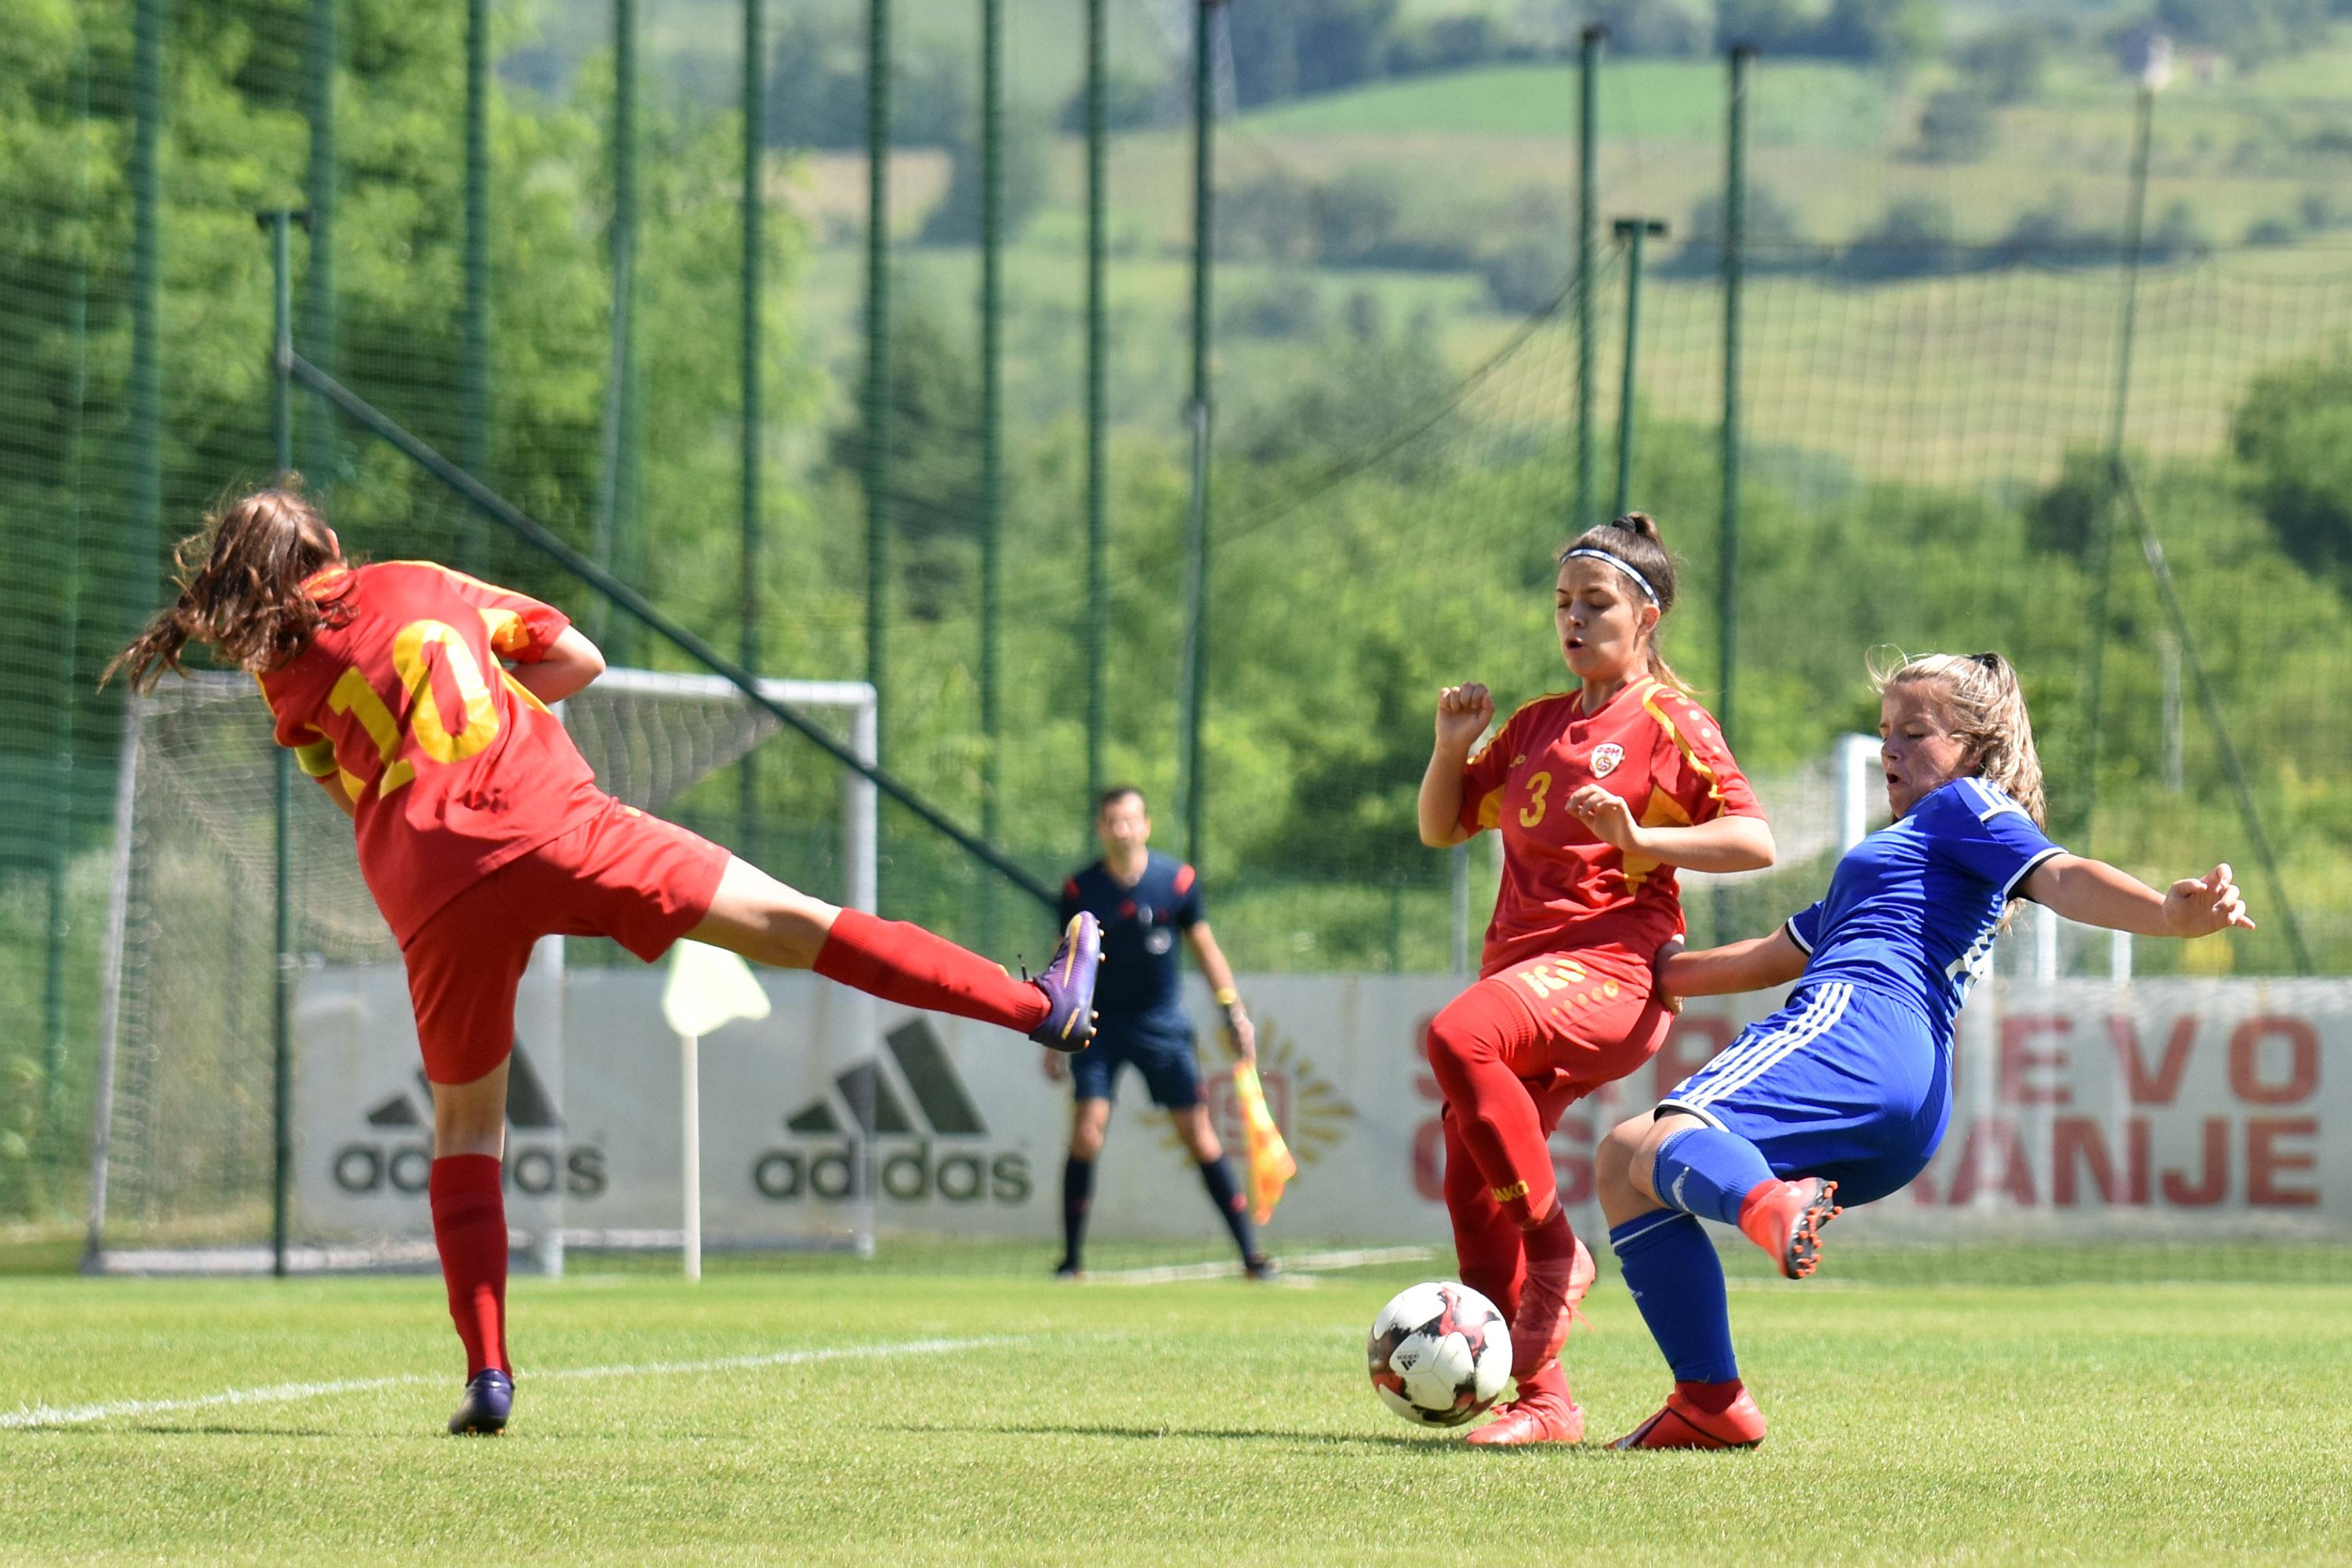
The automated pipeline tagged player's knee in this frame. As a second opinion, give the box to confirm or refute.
[1595,1115,1652,1209]
[1422,1007,1495,1080]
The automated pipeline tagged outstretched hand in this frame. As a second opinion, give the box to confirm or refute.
[2163,862,2256,938]
[1434,684,1494,752]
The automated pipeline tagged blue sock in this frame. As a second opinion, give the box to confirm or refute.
[1651,1125,1777,1227]
[1610,1210,1738,1385]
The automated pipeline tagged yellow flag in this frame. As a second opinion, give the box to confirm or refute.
[662,940,773,1039]
[1232,1062,1298,1225]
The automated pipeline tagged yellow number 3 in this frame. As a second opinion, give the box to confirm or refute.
[328,619,502,798]
[1518,770,1552,829]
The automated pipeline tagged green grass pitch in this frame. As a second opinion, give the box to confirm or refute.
[4,1257,2350,1565]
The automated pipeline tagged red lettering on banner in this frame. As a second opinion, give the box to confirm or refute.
[2108,1015,2197,1105]
[2158,1119,2229,1206]
[1944,1118,2037,1207]
[1653,1017,1737,1099]
[2000,1017,2073,1105]
[1553,1117,1595,1206]
[2049,1116,2153,1206]
[2227,1018,2319,1105]
[2246,1117,2319,1207]
[1413,1116,1444,1203]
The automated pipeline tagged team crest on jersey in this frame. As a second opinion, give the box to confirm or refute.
[1590,742,1624,778]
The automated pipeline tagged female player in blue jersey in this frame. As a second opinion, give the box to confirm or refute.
[1593,650,2255,1450]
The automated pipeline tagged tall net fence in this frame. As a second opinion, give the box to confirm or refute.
[6,1,2352,1271]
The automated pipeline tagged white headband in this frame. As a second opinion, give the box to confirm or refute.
[1561,547,1660,605]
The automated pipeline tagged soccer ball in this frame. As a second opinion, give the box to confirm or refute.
[1365,1280,1512,1427]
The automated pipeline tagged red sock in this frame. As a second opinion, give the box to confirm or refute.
[428,1154,510,1379]
[1443,1106,1527,1323]
[1425,984,1553,1229]
[1522,1201,1579,1265]
[814,909,1049,1034]
[1516,1359,1571,1406]
[1676,1378,1745,1416]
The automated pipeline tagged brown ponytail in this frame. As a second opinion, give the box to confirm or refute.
[1558,511,1690,692]
[103,483,347,692]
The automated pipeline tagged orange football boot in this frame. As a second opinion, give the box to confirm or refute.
[1465,1387,1586,1446]
[1610,1385,1768,1450]
[1737,1177,1841,1280]
[1506,1235,1597,1381]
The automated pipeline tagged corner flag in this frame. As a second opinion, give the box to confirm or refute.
[1232,1063,1297,1225]
[662,940,772,1038]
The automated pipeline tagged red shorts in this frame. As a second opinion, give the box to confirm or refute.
[1450,942,1675,1108]
[401,799,732,1083]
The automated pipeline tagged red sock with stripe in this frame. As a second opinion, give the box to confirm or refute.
[428,1154,509,1379]
[813,909,1049,1033]
[1423,983,1554,1229]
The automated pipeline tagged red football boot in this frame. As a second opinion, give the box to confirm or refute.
[1507,1234,1597,1381]
[1464,1387,1586,1446]
[1737,1177,1841,1280]
[1610,1385,1768,1450]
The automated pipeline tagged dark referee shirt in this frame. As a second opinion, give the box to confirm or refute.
[1060,850,1203,1030]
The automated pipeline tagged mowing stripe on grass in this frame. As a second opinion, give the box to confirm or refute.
[0,1334,1030,1431]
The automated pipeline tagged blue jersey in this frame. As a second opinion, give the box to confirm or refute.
[1783,776,2063,1044]
[1062,851,1203,1025]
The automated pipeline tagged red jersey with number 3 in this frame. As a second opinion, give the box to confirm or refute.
[259,561,608,946]
[1457,677,1760,978]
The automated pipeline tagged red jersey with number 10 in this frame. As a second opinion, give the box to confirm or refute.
[260,561,608,946]
[1456,677,1760,978]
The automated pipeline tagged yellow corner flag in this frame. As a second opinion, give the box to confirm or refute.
[662,940,773,1039]
[1232,1062,1298,1226]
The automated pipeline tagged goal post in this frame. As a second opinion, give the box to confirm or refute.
[84,666,878,1275]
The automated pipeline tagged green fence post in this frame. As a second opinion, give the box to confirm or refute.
[1574,24,1602,536]
[980,0,1005,942]
[593,0,638,660]
[265,209,297,1279]
[461,0,492,561]
[866,0,892,775]
[741,0,766,857]
[1611,218,1664,519]
[1178,0,1220,871]
[1083,0,1107,808]
[1719,47,1750,756]
[303,0,336,481]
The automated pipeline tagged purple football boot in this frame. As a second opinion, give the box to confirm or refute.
[448,1368,514,1435]
[1029,913,1102,1053]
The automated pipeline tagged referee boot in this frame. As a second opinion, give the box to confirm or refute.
[448,1368,514,1436]
[1737,1177,1841,1280]
[1029,913,1103,1053]
[1610,1385,1767,1450]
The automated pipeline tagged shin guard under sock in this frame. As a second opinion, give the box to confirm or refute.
[1609,1209,1737,1385]
[1651,1124,1777,1227]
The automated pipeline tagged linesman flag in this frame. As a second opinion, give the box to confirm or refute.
[1232,1063,1297,1225]
[663,940,772,1038]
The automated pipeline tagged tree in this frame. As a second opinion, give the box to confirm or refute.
[918,111,1048,247]
[1913,89,1995,163]
[2231,354,2352,596]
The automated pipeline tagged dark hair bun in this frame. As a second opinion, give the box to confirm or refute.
[1609,511,1661,542]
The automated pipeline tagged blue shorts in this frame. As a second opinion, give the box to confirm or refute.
[1070,1014,1203,1110]
[1657,981,1952,1208]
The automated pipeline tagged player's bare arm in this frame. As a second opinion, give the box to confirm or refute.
[1654,927,1809,1001]
[507,626,605,706]
[1418,681,1493,848]
[1566,784,1776,873]
[1185,920,1255,1062]
[2020,856,2255,938]
[314,771,358,821]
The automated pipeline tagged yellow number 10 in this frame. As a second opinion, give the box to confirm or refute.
[328,619,501,799]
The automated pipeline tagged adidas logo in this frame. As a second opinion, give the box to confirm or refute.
[754,1020,1032,1207]
[332,1040,605,1200]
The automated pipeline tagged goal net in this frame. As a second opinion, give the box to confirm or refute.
[85,667,877,1274]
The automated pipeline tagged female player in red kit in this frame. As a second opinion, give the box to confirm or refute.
[1416,513,1776,1446]
[109,486,1102,1436]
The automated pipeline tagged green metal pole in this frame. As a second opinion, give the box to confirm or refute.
[1083,0,1107,808]
[980,0,1004,940]
[1611,218,1663,519]
[740,0,765,855]
[267,209,296,1280]
[1178,0,1218,870]
[130,0,162,609]
[1719,45,1751,753]
[2078,81,2154,855]
[1574,24,1602,536]
[865,0,892,771]
[303,0,336,482]
[593,0,637,660]
[461,0,491,558]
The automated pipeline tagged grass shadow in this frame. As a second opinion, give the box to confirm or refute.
[895,1421,1611,1455]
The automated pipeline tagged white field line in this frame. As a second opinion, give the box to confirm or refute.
[1089,1245,1435,1286]
[1,1334,1028,1432]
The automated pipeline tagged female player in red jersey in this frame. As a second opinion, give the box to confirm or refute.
[1416,513,1777,1446]
[108,486,1102,1436]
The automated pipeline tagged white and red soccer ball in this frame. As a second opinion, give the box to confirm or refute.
[1365,1280,1512,1427]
